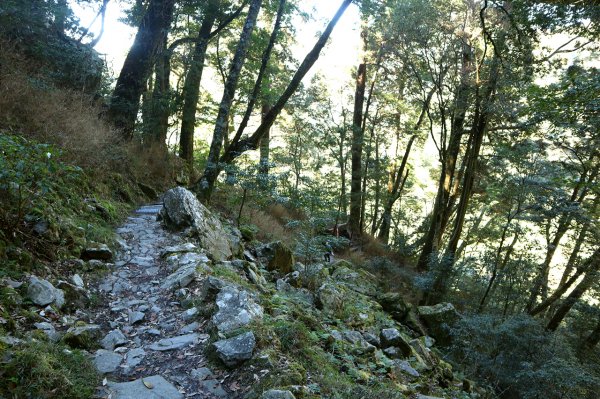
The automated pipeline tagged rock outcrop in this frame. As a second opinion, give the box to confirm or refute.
[159,187,234,261]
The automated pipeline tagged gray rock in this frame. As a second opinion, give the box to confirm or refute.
[146,329,161,336]
[212,286,263,334]
[179,322,199,334]
[380,328,402,348]
[416,396,444,399]
[182,307,198,320]
[418,302,460,346]
[34,322,60,342]
[161,263,199,290]
[101,329,128,350]
[81,244,113,261]
[362,331,380,348]
[213,331,256,367]
[392,359,420,378]
[106,375,183,399]
[261,390,296,399]
[124,348,146,370]
[159,187,234,261]
[27,276,63,307]
[94,349,122,374]
[191,367,213,381]
[316,282,344,315]
[148,333,202,351]
[129,311,145,325]
[380,328,412,357]
[71,274,84,288]
[343,330,376,355]
[266,241,294,274]
[160,243,198,257]
[63,324,101,349]
[200,379,228,398]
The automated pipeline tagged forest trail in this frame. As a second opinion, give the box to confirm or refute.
[93,204,231,399]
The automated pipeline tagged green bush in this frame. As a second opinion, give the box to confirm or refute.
[450,314,600,399]
[0,341,99,398]
[0,134,83,242]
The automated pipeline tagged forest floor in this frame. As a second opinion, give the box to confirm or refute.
[93,204,237,398]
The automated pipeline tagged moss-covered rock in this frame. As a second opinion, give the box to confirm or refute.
[267,242,295,275]
[63,324,101,350]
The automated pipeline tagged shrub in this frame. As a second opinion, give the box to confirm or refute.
[450,314,600,399]
[0,341,99,399]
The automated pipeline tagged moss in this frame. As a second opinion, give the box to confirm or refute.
[0,341,99,399]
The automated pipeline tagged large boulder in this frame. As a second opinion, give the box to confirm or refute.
[81,244,113,261]
[212,286,263,334]
[27,276,64,308]
[213,331,256,367]
[418,302,460,346]
[266,242,295,274]
[377,292,411,321]
[159,187,233,261]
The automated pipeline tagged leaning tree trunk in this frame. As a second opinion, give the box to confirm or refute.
[197,0,263,201]
[200,0,354,201]
[580,317,600,352]
[546,249,600,331]
[108,0,176,140]
[179,2,218,165]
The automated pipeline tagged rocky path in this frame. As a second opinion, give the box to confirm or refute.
[93,204,231,399]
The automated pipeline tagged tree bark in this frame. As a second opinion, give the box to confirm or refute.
[424,38,501,305]
[258,103,271,176]
[349,62,367,237]
[197,0,263,201]
[108,0,176,140]
[179,2,218,165]
[199,0,354,200]
[580,318,600,352]
[417,44,474,271]
[546,249,600,331]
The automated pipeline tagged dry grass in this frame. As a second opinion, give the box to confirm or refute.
[0,40,176,189]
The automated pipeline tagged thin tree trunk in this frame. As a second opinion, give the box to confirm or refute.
[258,103,271,176]
[198,0,263,201]
[231,0,287,146]
[425,39,501,304]
[200,0,353,201]
[546,249,600,331]
[417,44,474,271]
[371,133,381,235]
[580,318,600,352]
[179,2,218,165]
[108,0,176,140]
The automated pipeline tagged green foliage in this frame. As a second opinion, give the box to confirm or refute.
[0,0,105,93]
[0,134,82,242]
[450,314,600,399]
[0,341,99,399]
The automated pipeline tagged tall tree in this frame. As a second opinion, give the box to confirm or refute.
[197,0,354,202]
[108,0,176,140]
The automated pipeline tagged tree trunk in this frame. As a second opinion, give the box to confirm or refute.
[108,0,176,140]
[258,103,271,176]
[371,133,381,235]
[200,0,353,201]
[149,40,171,147]
[378,135,415,243]
[424,40,501,305]
[417,44,474,271]
[179,2,218,165]
[197,0,263,201]
[232,0,286,146]
[349,62,367,237]
[580,318,600,352]
[546,249,600,331]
